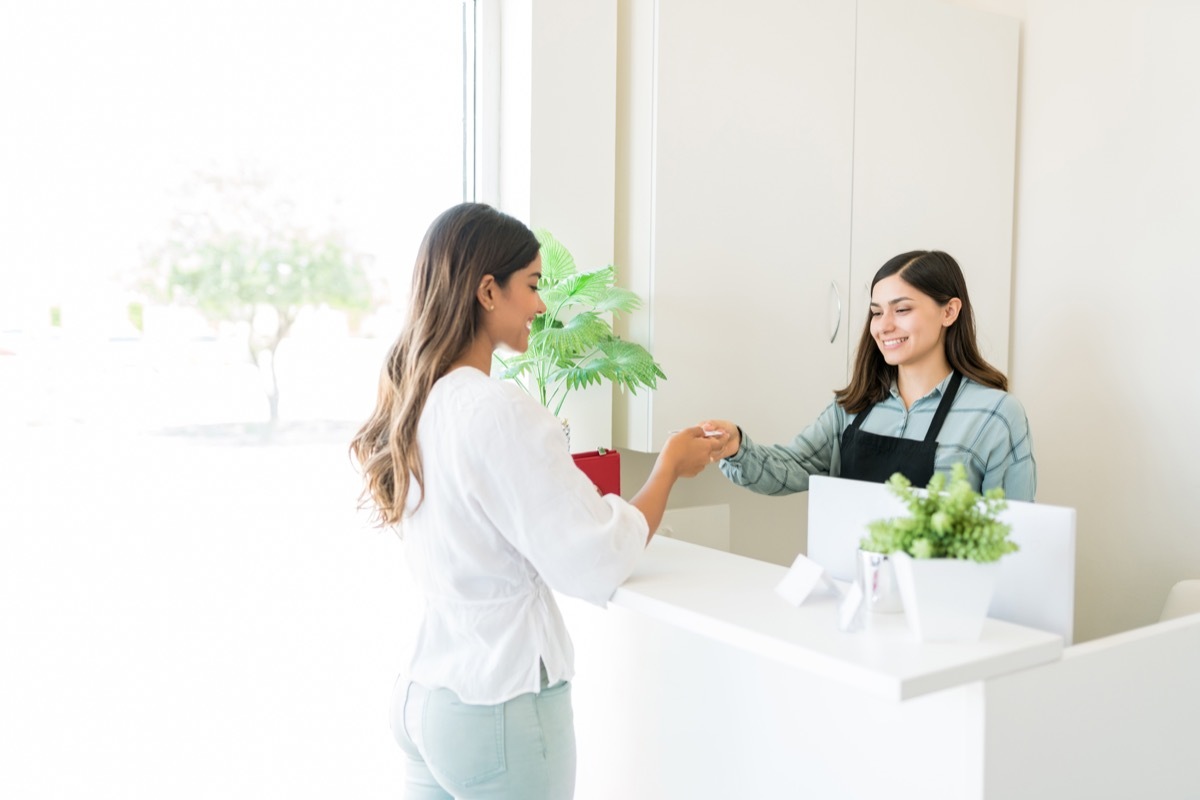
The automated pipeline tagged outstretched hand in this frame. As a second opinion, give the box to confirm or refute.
[699,420,740,461]
[633,425,730,541]
[660,426,724,478]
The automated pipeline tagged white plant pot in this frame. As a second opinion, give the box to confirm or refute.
[891,552,1001,642]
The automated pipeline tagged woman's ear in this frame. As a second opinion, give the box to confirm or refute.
[942,298,962,327]
[476,275,497,311]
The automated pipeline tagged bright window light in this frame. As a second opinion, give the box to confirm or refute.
[0,2,469,796]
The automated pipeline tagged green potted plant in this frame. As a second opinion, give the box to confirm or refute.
[859,463,1018,641]
[494,229,665,493]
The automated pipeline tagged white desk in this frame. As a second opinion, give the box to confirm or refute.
[609,536,1062,701]
[562,534,1199,799]
[561,537,1066,799]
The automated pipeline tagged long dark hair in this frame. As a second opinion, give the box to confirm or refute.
[835,250,1007,414]
[349,203,540,526]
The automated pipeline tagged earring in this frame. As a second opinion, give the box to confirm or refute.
[489,305,495,311]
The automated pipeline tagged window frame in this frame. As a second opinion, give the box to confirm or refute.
[463,0,499,205]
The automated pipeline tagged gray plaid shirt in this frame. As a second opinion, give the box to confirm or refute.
[720,372,1036,501]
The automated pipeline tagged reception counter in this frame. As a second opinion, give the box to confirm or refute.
[599,536,1061,701]
[560,536,1200,799]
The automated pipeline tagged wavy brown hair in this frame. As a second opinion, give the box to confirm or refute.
[349,203,540,527]
[835,250,1007,414]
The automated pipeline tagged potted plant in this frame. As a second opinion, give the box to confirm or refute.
[493,229,665,494]
[859,463,1018,641]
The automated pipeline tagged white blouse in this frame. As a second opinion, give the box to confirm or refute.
[399,367,649,705]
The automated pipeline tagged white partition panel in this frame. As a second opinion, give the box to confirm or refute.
[983,615,1200,799]
[808,476,1076,643]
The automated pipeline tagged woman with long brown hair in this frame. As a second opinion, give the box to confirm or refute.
[350,202,718,799]
[703,250,1036,501]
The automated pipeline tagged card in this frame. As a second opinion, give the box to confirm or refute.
[775,552,840,606]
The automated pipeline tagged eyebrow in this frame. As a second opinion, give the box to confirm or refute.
[869,296,914,308]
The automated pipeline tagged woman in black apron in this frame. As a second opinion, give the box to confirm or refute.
[703,251,1036,500]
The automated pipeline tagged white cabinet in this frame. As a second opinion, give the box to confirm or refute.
[850,0,1020,370]
[615,0,856,451]
[614,0,1018,453]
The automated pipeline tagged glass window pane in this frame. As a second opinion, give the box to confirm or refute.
[0,2,466,796]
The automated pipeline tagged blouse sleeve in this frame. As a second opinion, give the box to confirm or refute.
[467,392,649,607]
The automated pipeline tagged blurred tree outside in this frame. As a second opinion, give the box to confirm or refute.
[144,169,373,422]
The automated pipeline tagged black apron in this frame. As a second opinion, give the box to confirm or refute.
[839,372,962,488]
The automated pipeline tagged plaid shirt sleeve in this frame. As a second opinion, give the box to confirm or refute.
[977,393,1037,502]
[718,400,845,496]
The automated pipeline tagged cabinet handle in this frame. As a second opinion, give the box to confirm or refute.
[829,281,842,343]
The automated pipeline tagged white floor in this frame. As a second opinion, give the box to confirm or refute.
[1,368,418,797]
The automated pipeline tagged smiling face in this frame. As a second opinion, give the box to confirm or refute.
[480,253,546,354]
[869,274,961,372]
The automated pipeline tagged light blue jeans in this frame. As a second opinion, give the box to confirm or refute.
[390,666,576,799]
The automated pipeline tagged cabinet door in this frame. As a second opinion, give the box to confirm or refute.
[850,0,1019,371]
[615,0,856,452]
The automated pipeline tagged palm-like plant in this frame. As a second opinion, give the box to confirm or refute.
[494,229,665,417]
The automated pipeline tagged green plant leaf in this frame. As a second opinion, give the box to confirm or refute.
[594,339,666,393]
[590,285,643,315]
[557,362,608,392]
[534,229,577,286]
[500,228,665,411]
[495,350,537,381]
[541,266,616,312]
[533,311,613,358]
[858,463,1017,562]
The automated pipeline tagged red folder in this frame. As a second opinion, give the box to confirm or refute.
[572,449,621,496]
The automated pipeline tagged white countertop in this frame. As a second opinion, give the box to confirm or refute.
[609,536,1063,701]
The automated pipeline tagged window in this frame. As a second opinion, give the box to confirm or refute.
[0,2,470,795]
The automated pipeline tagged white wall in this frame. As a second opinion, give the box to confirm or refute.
[496,0,617,452]
[997,0,1200,641]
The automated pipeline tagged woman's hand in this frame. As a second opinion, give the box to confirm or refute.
[632,427,724,539]
[699,420,740,461]
[659,426,724,478]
